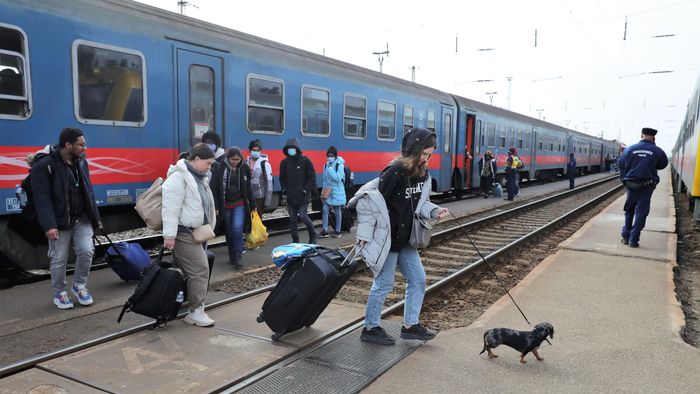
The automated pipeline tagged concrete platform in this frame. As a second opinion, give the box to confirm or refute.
[364,169,700,393]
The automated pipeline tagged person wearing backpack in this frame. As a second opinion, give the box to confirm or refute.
[30,127,102,310]
[279,138,317,244]
[246,139,273,214]
[319,146,346,238]
[162,143,217,327]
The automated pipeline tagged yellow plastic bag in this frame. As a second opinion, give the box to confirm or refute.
[245,211,268,250]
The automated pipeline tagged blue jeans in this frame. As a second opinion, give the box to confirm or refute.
[322,201,342,233]
[48,218,94,293]
[364,246,426,328]
[224,205,245,258]
[621,187,654,244]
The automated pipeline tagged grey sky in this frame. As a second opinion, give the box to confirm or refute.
[137,0,700,153]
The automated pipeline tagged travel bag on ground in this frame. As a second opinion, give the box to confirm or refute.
[96,231,151,281]
[492,182,503,198]
[117,249,185,328]
[257,244,362,341]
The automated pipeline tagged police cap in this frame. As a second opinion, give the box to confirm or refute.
[641,127,657,136]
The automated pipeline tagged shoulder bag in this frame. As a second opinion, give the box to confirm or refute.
[408,178,433,249]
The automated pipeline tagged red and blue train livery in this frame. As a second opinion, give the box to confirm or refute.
[0,0,621,270]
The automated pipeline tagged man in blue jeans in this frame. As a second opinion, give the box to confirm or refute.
[30,128,102,309]
[617,127,668,248]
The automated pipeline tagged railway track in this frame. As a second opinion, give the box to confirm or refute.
[0,176,623,392]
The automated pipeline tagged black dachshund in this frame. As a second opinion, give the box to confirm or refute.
[480,322,554,363]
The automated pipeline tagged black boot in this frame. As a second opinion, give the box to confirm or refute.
[309,230,318,244]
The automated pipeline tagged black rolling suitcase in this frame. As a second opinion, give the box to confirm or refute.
[328,206,354,232]
[257,245,361,341]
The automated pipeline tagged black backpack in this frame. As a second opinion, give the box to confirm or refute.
[334,163,353,188]
[117,261,185,328]
[19,147,53,225]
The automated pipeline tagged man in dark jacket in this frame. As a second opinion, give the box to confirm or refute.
[567,153,577,189]
[478,150,496,198]
[30,127,102,309]
[279,138,317,243]
[617,127,668,248]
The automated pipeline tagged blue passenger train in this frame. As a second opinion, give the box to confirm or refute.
[671,73,700,220]
[0,0,621,270]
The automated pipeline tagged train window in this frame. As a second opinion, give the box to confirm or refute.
[0,24,31,118]
[476,120,483,150]
[301,85,330,137]
[427,110,436,132]
[403,105,414,134]
[487,123,496,146]
[73,41,146,126]
[377,100,396,140]
[524,131,530,149]
[189,65,215,144]
[247,75,284,134]
[343,93,366,139]
[443,112,452,153]
[498,125,506,148]
[517,130,523,149]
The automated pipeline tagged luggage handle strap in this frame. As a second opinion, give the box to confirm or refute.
[340,243,365,268]
[95,228,125,259]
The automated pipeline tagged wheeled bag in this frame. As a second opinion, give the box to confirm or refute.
[257,244,361,341]
[96,230,151,281]
[328,206,354,232]
[117,249,185,328]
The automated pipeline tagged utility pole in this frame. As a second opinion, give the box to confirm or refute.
[372,43,390,73]
[506,76,512,110]
[410,66,416,82]
[486,92,497,106]
[177,1,198,15]
[535,109,544,120]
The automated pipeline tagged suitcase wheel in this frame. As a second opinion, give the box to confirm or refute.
[256,315,264,323]
[271,333,282,342]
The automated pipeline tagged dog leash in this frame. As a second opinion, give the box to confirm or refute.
[445,211,551,345]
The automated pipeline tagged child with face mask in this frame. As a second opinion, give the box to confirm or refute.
[319,146,346,238]
[246,139,273,213]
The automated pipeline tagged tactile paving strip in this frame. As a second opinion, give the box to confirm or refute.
[237,321,422,393]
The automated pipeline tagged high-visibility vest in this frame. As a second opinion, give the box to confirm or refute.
[509,156,522,169]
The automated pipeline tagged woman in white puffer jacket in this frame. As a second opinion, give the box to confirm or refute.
[162,143,217,327]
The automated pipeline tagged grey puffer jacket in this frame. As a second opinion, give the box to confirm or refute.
[347,178,390,278]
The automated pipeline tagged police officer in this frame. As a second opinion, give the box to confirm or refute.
[567,153,577,189]
[505,147,522,201]
[617,127,668,248]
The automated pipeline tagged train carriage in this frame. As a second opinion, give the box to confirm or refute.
[0,0,621,271]
[671,73,700,220]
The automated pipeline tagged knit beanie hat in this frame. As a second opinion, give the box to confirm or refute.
[326,146,338,156]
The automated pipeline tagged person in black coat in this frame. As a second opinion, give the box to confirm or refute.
[279,137,317,243]
[209,147,256,267]
[478,150,496,198]
[30,127,102,309]
[567,153,577,189]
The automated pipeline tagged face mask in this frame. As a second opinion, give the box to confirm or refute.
[287,148,297,156]
[250,151,261,159]
[207,144,216,152]
[327,156,335,164]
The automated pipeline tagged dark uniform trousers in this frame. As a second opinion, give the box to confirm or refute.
[505,171,517,200]
[621,186,654,244]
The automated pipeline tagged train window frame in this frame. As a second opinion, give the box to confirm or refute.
[0,23,32,120]
[246,73,285,135]
[377,99,397,141]
[486,123,496,147]
[427,110,436,133]
[343,93,367,140]
[497,125,506,148]
[72,40,147,127]
[300,84,330,138]
[188,65,216,145]
[443,112,452,153]
[403,105,414,134]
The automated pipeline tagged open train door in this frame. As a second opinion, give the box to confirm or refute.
[463,114,476,191]
[176,49,223,155]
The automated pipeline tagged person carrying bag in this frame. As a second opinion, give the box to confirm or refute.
[161,143,217,327]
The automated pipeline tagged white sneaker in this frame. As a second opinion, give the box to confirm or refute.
[183,305,214,327]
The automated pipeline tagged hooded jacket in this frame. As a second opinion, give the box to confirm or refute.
[247,152,273,207]
[322,156,346,206]
[347,178,391,277]
[29,145,101,231]
[210,154,255,233]
[279,138,316,205]
[161,159,217,239]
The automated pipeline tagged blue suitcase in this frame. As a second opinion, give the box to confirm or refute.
[100,231,151,281]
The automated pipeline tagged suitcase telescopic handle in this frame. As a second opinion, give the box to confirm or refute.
[340,243,365,268]
[96,228,125,259]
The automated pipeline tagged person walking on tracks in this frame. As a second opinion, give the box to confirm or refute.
[162,143,217,326]
[617,127,668,248]
[355,127,449,346]
[210,147,256,268]
[319,146,346,238]
[246,139,273,214]
[30,127,102,309]
[567,153,577,189]
[279,137,317,244]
